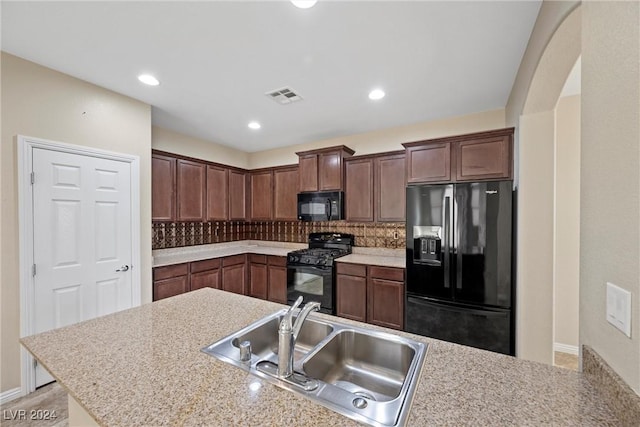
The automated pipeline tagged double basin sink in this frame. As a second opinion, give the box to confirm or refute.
[202,309,427,426]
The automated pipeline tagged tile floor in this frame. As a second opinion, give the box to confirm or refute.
[0,382,67,427]
[554,351,579,371]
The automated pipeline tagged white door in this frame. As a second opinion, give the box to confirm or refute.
[32,148,133,387]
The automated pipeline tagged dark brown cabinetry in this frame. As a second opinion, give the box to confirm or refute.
[248,255,288,303]
[249,254,268,299]
[229,170,247,220]
[273,166,299,220]
[336,263,368,322]
[153,263,189,301]
[296,146,355,192]
[367,266,404,330]
[267,256,288,304]
[206,165,228,221]
[403,128,513,184]
[190,258,221,291]
[250,170,273,220]
[177,159,206,221]
[152,153,176,222]
[335,262,404,330]
[345,158,374,222]
[345,152,405,222]
[222,254,248,295]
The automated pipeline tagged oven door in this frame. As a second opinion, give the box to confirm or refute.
[287,264,334,314]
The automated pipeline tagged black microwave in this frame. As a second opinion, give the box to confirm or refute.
[297,191,344,221]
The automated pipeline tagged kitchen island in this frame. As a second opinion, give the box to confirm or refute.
[21,289,618,426]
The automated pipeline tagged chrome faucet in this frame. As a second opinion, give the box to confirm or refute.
[278,296,321,378]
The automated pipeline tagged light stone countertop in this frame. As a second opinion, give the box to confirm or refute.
[21,289,618,426]
[152,241,406,268]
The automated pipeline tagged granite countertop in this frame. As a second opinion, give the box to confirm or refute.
[153,241,406,268]
[21,289,618,426]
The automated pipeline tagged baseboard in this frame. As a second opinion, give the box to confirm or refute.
[0,387,23,405]
[554,343,579,355]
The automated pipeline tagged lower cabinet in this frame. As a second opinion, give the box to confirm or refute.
[336,263,405,330]
[190,258,221,290]
[249,254,288,303]
[222,254,248,295]
[153,263,189,301]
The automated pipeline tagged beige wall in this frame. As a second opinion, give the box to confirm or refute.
[0,53,152,393]
[554,94,580,349]
[249,109,506,169]
[152,126,249,170]
[580,1,640,393]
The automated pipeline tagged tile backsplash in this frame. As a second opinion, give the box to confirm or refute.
[152,221,406,250]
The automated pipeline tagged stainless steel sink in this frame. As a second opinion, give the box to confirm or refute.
[202,309,427,427]
[303,330,415,402]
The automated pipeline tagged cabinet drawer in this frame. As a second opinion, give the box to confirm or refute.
[336,262,366,277]
[223,254,246,267]
[268,255,286,267]
[154,263,188,281]
[190,258,220,273]
[369,266,404,282]
[250,254,267,264]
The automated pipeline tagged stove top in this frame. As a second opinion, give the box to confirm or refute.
[287,233,355,267]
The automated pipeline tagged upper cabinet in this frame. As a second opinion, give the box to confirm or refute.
[250,170,273,220]
[229,170,247,220]
[177,159,206,221]
[273,166,299,220]
[206,165,228,221]
[296,146,355,192]
[403,128,514,184]
[152,153,176,222]
[345,152,405,222]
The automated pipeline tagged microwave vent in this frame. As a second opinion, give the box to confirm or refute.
[266,87,303,105]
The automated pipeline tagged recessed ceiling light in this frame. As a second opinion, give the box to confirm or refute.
[368,89,385,100]
[291,0,317,9]
[248,121,261,130]
[138,74,159,86]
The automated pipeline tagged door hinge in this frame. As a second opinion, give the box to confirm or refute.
[32,264,36,276]
[30,172,35,185]
[33,359,38,368]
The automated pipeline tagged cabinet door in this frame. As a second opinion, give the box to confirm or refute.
[345,158,374,221]
[191,269,220,290]
[153,276,188,301]
[367,277,404,330]
[152,153,176,221]
[274,167,299,220]
[177,159,206,221]
[455,135,512,181]
[250,171,273,220]
[222,255,247,295]
[376,154,406,222]
[249,263,268,299]
[406,143,451,183]
[336,274,367,322]
[298,154,318,192]
[268,256,287,304]
[229,170,247,220]
[319,151,342,191]
[206,165,228,221]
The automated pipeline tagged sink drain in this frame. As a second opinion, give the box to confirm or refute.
[352,397,368,409]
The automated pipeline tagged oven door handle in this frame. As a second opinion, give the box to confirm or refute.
[287,264,331,273]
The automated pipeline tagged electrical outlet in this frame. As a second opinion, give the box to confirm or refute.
[606,282,631,338]
[393,231,399,240]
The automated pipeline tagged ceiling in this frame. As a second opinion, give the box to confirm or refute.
[1,1,541,153]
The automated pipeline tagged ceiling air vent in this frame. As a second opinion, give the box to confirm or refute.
[266,87,303,105]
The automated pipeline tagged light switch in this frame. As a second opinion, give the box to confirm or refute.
[606,282,631,338]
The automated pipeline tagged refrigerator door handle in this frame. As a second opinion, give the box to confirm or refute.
[444,196,450,289]
[455,193,462,290]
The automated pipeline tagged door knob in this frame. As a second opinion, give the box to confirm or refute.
[116,265,130,272]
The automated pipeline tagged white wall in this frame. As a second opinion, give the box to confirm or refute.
[580,1,640,393]
[0,52,152,394]
[554,94,580,350]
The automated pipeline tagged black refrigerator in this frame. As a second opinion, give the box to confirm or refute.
[405,181,514,355]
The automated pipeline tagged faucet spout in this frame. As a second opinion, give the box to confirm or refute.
[277,298,320,379]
